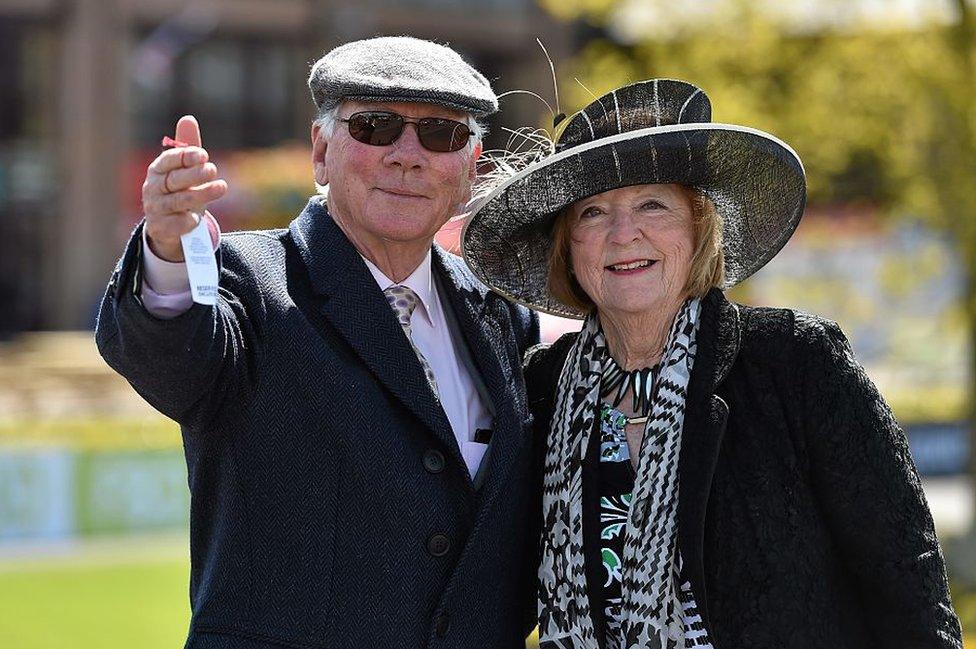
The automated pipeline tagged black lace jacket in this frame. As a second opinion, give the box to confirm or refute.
[524,288,963,649]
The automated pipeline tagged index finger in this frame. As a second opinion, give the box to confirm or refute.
[147,146,209,175]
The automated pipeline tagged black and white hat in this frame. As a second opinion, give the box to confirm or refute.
[462,78,806,318]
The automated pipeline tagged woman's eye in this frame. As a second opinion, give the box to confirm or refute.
[640,200,666,210]
[579,206,602,219]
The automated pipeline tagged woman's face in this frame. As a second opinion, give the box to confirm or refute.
[568,183,696,317]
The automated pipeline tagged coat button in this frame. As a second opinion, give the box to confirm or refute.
[423,449,445,474]
[434,613,450,637]
[427,533,450,557]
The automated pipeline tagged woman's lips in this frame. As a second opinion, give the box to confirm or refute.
[605,259,657,275]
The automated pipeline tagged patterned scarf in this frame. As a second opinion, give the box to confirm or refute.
[539,298,701,649]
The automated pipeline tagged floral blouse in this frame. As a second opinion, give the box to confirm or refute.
[590,403,714,649]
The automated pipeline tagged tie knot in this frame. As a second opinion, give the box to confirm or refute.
[384,285,420,327]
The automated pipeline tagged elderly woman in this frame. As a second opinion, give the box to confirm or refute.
[462,80,962,649]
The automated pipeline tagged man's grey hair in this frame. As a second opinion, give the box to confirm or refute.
[313,104,486,156]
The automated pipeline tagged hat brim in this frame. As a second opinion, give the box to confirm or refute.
[461,123,806,319]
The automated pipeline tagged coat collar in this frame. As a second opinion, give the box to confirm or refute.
[703,287,742,391]
[289,196,494,318]
[677,286,742,632]
[288,199,468,482]
[431,244,528,500]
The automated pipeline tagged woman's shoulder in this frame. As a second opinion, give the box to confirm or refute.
[523,331,579,404]
[523,331,578,377]
[734,300,851,362]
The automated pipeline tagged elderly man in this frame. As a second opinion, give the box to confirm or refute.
[96,37,539,648]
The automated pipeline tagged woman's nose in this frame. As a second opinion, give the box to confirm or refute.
[608,210,642,244]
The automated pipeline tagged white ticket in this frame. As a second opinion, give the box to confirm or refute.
[180,213,219,305]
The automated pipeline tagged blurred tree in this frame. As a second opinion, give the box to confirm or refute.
[539,0,975,455]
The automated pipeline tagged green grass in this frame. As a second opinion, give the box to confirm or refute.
[0,538,190,649]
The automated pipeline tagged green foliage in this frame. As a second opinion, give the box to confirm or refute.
[537,0,618,23]
[955,582,976,645]
[545,0,976,426]
[552,1,974,214]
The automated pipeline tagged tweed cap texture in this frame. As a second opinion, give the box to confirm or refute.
[308,36,497,117]
[462,79,807,318]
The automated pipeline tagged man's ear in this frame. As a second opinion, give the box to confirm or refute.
[311,123,328,186]
[468,141,482,183]
[457,141,483,210]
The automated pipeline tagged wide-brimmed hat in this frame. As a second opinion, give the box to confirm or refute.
[461,78,806,318]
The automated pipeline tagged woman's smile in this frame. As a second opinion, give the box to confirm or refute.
[605,258,659,275]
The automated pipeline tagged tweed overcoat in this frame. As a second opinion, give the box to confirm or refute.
[523,288,962,649]
[96,197,541,649]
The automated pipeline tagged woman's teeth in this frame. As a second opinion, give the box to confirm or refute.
[608,260,652,271]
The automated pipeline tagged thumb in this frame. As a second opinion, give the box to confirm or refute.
[175,115,202,148]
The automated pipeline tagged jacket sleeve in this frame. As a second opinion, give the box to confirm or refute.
[797,314,963,648]
[95,222,264,431]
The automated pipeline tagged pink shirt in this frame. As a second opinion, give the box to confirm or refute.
[140,217,492,477]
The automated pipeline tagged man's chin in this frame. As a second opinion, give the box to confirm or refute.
[368,211,446,237]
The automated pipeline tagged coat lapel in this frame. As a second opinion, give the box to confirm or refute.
[678,287,741,632]
[432,247,524,496]
[288,199,463,472]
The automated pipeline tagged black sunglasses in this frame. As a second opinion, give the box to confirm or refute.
[339,111,472,153]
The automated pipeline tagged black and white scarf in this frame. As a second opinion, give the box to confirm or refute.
[539,297,701,649]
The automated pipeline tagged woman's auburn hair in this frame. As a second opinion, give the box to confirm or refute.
[547,185,726,314]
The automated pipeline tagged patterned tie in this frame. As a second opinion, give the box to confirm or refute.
[383,285,440,398]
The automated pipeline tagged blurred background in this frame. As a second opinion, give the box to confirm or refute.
[0,0,974,646]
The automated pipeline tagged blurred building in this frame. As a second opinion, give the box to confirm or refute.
[0,0,570,333]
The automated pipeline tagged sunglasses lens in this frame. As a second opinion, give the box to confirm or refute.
[347,112,404,146]
[418,119,471,152]
[346,112,470,152]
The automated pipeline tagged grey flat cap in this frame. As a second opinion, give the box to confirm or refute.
[308,36,498,117]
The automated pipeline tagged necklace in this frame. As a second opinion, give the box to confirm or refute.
[600,355,660,418]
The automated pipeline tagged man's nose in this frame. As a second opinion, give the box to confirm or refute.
[383,123,428,169]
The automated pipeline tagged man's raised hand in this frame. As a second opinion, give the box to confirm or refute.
[142,116,227,262]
